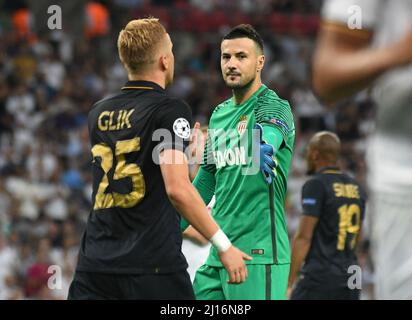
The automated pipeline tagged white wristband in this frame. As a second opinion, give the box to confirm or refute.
[210,229,232,253]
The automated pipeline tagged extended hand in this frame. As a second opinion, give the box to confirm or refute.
[188,122,205,164]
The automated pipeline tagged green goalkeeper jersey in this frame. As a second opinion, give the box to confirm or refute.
[200,84,295,266]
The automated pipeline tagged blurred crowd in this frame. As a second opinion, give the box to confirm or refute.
[0,0,374,299]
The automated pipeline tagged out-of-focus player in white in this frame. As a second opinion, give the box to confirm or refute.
[313,0,412,299]
[182,198,213,282]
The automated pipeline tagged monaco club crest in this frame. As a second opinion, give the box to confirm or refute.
[237,115,247,135]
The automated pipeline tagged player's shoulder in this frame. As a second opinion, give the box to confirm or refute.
[337,170,360,185]
[301,175,327,199]
[154,96,193,137]
[156,96,192,121]
[255,86,294,132]
[341,172,367,198]
[209,97,232,126]
[161,96,190,109]
[319,170,366,196]
[256,86,291,112]
[87,93,118,121]
[211,97,232,115]
[316,168,346,183]
[304,174,326,188]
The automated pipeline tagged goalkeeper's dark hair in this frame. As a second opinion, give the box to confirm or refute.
[223,24,264,54]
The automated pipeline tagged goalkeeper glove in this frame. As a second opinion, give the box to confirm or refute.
[254,123,278,184]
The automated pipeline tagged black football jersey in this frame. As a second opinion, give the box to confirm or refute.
[76,80,193,274]
[300,167,366,283]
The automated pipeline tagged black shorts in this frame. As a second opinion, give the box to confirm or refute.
[67,270,195,300]
[291,278,360,300]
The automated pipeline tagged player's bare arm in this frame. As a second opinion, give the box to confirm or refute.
[159,149,252,284]
[182,225,209,246]
[288,215,319,293]
[182,122,210,245]
[313,23,412,103]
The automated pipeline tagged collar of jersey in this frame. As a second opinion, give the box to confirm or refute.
[318,166,341,174]
[121,80,164,91]
[231,84,267,107]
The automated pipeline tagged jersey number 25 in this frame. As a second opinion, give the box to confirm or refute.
[91,137,145,209]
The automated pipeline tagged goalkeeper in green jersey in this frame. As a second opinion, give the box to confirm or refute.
[182,24,295,300]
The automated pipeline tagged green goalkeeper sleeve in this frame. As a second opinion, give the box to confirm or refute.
[261,123,284,154]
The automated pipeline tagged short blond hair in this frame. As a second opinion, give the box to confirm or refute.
[117,18,166,74]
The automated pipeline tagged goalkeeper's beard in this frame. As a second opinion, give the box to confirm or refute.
[226,74,255,92]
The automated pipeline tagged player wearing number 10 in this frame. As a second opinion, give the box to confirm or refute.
[288,132,366,300]
[68,18,250,300]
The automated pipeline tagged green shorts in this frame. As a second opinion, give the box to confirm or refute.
[193,264,290,300]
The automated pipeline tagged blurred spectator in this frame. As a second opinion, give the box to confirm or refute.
[0,228,18,299]
[24,238,52,299]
